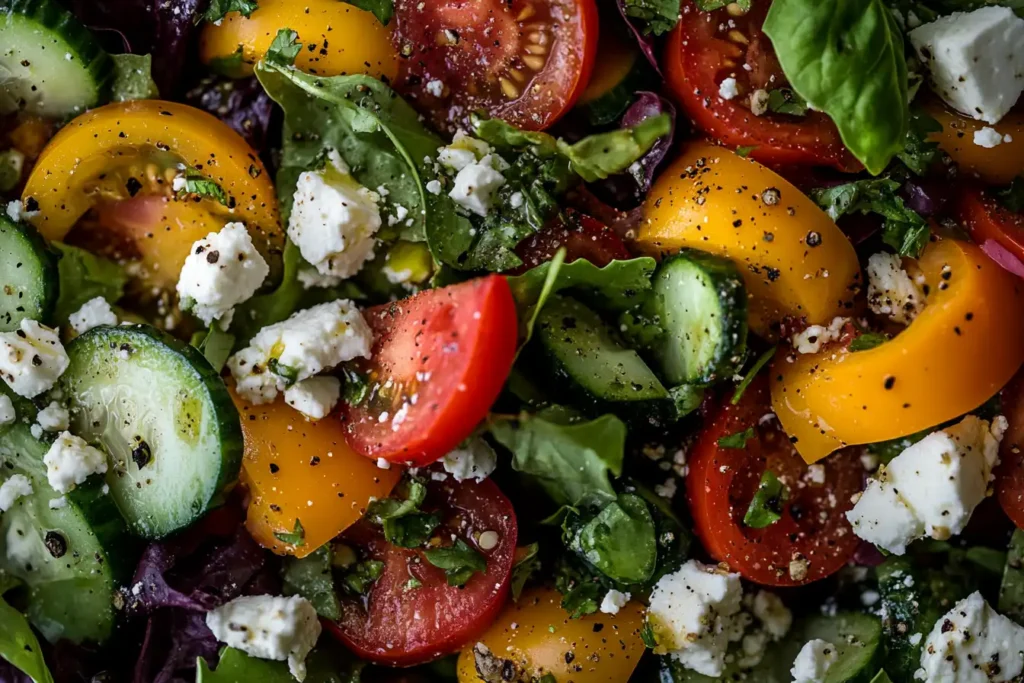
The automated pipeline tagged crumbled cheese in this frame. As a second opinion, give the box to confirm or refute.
[68,297,118,335]
[846,414,1006,554]
[0,394,14,427]
[425,179,443,195]
[919,591,1024,683]
[176,222,269,329]
[752,591,793,640]
[866,252,926,325]
[791,317,849,354]
[791,639,839,683]
[5,200,21,222]
[909,7,1024,124]
[43,431,108,494]
[205,595,322,682]
[448,154,507,217]
[974,126,1009,147]
[288,149,382,280]
[425,79,444,97]
[0,320,70,398]
[0,474,32,512]
[600,589,631,615]
[36,401,69,432]
[296,267,342,290]
[442,437,498,482]
[228,300,372,405]
[48,496,66,510]
[283,376,341,421]
[719,77,739,100]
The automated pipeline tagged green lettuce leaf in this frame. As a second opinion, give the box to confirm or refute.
[622,0,682,35]
[0,596,54,683]
[340,0,394,25]
[51,242,128,325]
[810,178,930,257]
[281,546,341,621]
[569,493,657,584]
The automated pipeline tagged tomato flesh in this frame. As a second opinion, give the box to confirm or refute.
[391,0,598,133]
[512,211,630,273]
[996,370,1024,529]
[664,1,857,171]
[328,478,518,666]
[340,275,518,466]
[957,186,1024,264]
[685,377,863,586]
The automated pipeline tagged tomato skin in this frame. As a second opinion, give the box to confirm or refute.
[996,371,1024,529]
[512,212,631,273]
[391,0,598,133]
[341,276,518,466]
[685,377,863,586]
[664,1,858,171]
[956,186,1024,264]
[328,478,518,666]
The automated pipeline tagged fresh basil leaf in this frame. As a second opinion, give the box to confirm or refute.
[489,409,626,508]
[554,557,604,618]
[764,0,909,174]
[265,28,301,67]
[998,175,1024,213]
[339,367,371,406]
[51,242,128,325]
[731,346,777,405]
[340,0,394,25]
[717,427,754,449]
[281,546,341,621]
[623,0,682,34]
[201,0,259,24]
[341,559,384,595]
[810,178,930,257]
[274,518,306,547]
[423,539,488,587]
[0,596,54,683]
[365,479,440,548]
[1000,529,1024,625]
[510,543,541,602]
[743,471,789,528]
[193,323,235,373]
[175,168,230,206]
[898,111,943,176]
[767,88,808,116]
[556,115,672,182]
[849,332,888,352]
[109,54,159,102]
[570,494,657,584]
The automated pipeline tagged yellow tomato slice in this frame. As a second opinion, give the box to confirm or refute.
[234,391,401,559]
[456,587,646,683]
[199,0,398,81]
[578,20,637,105]
[637,141,861,338]
[773,238,1024,463]
[926,99,1024,185]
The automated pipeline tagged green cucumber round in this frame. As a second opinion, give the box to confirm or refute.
[0,213,59,332]
[0,0,114,118]
[60,324,243,539]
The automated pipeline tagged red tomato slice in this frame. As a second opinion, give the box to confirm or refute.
[340,275,518,466]
[664,1,858,171]
[956,186,1024,265]
[327,478,518,666]
[996,370,1024,529]
[391,0,598,133]
[512,211,630,273]
[685,377,863,586]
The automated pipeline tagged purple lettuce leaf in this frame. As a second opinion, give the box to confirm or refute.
[133,611,219,683]
[0,660,31,683]
[616,0,662,74]
[183,76,279,163]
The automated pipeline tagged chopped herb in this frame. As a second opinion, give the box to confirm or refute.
[897,111,943,176]
[998,175,1024,214]
[731,346,777,405]
[510,543,541,602]
[735,145,757,158]
[274,519,305,547]
[340,366,371,406]
[622,0,683,35]
[339,0,394,25]
[403,577,422,591]
[267,358,300,386]
[767,88,809,116]
[743,471,789,529]
[423,539,488,587]
[201,0,258,24]
[717,427,755,449]
[265,28,301,67]
[695,0,751,11]
[365,479,440,548]
[849,332,888,352]
[640,621,659,648]
[342,560,384,595]
[175,168,230,206]
[810,178,930,258]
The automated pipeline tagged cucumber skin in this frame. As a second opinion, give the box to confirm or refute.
[63,324,244,539]
[0,0,115,114]
[0,214,59,332]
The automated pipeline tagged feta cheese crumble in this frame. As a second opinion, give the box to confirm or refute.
[909,6,1024,124]
[0,320,70,398]
[974,126,1010,148]
[284,376,341,421]
[68,297,118,335]
[43,432,109,494]
[846,414,1007,554]
[919,591,1024,683]
[0,474,32,512]
[791,639,839,683]
[36,401,69,432]
[176,222,269,329]
[600,589,631,615]
[442,437,498,482]
[228,301,372,405]
[205,595,322,682]
[791,317,849,354]
[0,394,14,427]
[288,149,382,280]
[719,77,739,100]
[866,252,926,325]
[448,155,507,217]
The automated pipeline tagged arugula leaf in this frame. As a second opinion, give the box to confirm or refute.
[274,518,306,547]
[340,0,394,25]
[998,175,1024,213]
[175,168,230,206]
[281,546,341,620]
[192,323,235,373]
[109,54,159,102]
[510,543,541,602]
[999,528,1024,625]
[718,427,754,449]
[764,0,909,174]
[202,0,259,24]
[423,539,488,587]
[849,332,889,352]
[0,596,54,683]
[731,346,777,405]
[51,242,128,325]
[265,28,302,67]
[570,494,657,584]
[743,471,789,528]
[767,88,809,116]
[365,479,440,548]
[898,111,943,176]
[489,409,626,508]
[622,0,682,35]
[810,178,930,257]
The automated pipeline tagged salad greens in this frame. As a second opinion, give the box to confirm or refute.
[282,547,342,621]
[569,493,657,584]
[51,242,128,325]
[621,0,683,34]
[365,478,441,549]
[340,0,395,25]
[423,539,488,587]
[743,471,789,529]
[201,0,258,24]
[810,178,931,257]
[0,594,55,683]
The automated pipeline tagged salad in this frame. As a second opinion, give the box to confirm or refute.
[1,0,1024,682]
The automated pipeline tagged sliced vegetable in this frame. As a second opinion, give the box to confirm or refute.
[0,214,57,332]
[61,325,243,539]
[957,186,1024,268]
[925,98,1024,185]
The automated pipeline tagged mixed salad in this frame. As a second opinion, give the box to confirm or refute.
[2,0,1024,682]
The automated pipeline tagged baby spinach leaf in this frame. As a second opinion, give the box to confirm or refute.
[0,596,54,683]
[850,332,889,352]
[570,494,657,584]
[810,178,930,257]
[340,0,394,25]
[109,54,160,102]
[622,0,682,34]
[423,539,488,587]
[764,0,909,174]
[281,546,341,621]
[743,471,789,528]
[201,0,258,24]
[51,242,128,325]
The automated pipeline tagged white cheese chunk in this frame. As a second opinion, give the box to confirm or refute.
[227,300,372,405]
[910,6,1024,124]
[283,376,341,421]
[448,154,507,217]
[0,394,14,427]
[791,639,839,683]
[288,149,382,280]
[442,437,498,482]
[600,589,631,615]
[974,126,1009,148]
[866,252,926,325]
[752,590,793,640]
[176,222,269,329]
[43,431,108,494]
[719,77,739,100]
[791,317,849,354]
[36,401,69,432]
[0,473,32,512]
[68,297,118,335]
[919,592,1024,683]
[0,320,69,398]
[205,595,322,682]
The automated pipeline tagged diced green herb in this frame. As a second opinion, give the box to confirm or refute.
[404,578,422,591]
[898,111,943,176]
[174,168,230,207]
[273,519,305,547]
[342,560,384,595]
[202,0,259,24]
[735,145,757,158]
[640,621,659,648]
[340,367,371,406]
[743,471,789,528]
[423,539,488,587]
[623,0,683,34]
[717,427,755,449]
[767,88,809,116]
[810,178,930,257]
[264,28,301,67]
[731,346,777,405]
[850,332,888,352]
[554,558,603,619]
[340,0,394,25]
[365,479,441,549]
[267,358,300,387]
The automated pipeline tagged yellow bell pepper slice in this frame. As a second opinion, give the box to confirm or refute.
[773,238,1024,463]
[636,141,861,337]
[926,98,1024,185]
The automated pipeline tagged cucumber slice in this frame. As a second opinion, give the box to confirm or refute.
[0,213,58,332]
[534,295,671,421]
[0,425,133,644]
[60,324,243,539]
[633,249,748,386]
[0,0,114,118]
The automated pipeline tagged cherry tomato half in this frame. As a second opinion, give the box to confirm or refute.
[664,1,857,171]
[327,478,518,666]
[340,276,518,466]
[685,377,863,586]
[512,211,631,273]
[996,371,1024,530]
[391,0,598,133]
[956,186,1024,265]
